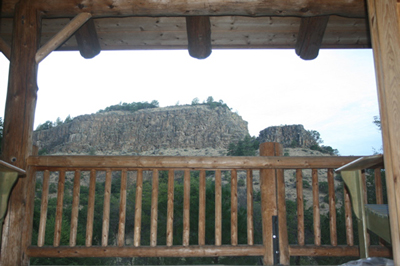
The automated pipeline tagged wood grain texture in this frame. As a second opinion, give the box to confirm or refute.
[166,170,174,246]
[327,169,337,246]
[183,170,190,246]
[85,170,96,247]
[344,185,354,246]
[231,169,238,246]
[134,170,143,247]
[74,18,101,59]
[296,169,305,246]
[367,0,400,261]
[101,170,112,247]
[295,16,329,60]
[150,170,159,247]
[26,0,367,18]
[54,170,65,247]
[1,2,40,264]
[70,171,81,247]
[198,170,206,246]
[38,170,50,247]
[0,37,11,60]
[246,170,254,246]
[118,170,127,247]
[215,170,222,246]
[186,16,211,59]
[36,12,92,63]
[27,155,360,169]
[312,169,321,246]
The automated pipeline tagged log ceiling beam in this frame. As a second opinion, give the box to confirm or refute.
[0,37,11,60]
[1,0,367,18]
[295,16,330,60]
[35,12,92,64]
[74,19,101,59]
[186,16,211,59]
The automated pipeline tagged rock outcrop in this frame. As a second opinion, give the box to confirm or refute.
[33,105,249,155]
[258,124,317,148]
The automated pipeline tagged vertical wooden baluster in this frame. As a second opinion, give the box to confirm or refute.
[166,170,174,246]
[199,170,206,246]
[277,167,289,264]
[102,170,112,247]
[38,170,50,247]
[215,170,222,246]
[247,169,254,246]
[296,169,305,246]
[344,185,354,246]
[150,169,159,247]
[375,168,384,204]
[118,170,127,247]
[134,169,143,247]
[54,170,65,247]
[183,169,190,246]
[86,169,96,247]
[312,169,321,246]
[70,171,81,247]
[327,169,337,246]
[231,169,238,246]
[361,170,370,246]
[375,168,385,246]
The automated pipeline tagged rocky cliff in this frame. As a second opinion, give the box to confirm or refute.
[258,124,317,148]
[33,105,249,155]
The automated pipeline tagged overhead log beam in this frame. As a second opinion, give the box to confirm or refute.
[295,16,329,60]
[74,18,101,59]
[186,16,211,59]
[1,0,367,18]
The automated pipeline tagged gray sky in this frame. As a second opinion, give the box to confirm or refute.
[0,49,382,155]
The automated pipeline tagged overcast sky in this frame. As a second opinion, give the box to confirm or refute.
[0,49,382,155]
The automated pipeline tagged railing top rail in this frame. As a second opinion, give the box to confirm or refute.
[27,155,362,170]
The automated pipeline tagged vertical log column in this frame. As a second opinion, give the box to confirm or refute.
[259,143,289,265]
[367,0,400,263]
[0,0,41,265]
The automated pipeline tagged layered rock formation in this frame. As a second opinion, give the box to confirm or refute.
[258,124,317,148]
[33,105,248,155]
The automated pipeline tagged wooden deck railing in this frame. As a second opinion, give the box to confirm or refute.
[23,154,392,264]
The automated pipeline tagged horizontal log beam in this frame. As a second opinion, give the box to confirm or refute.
[295,16,330,60]
[26,244,392,258]
[75,18,101,59]
[1,0,367,18]
[27,245,265,258]
[289,245,392,257]
[27,155,360,169]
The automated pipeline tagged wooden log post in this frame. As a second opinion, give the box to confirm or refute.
[259,142,289,265]
[367,0,400,262]
[186,16,212,59]
[0,0,41,265]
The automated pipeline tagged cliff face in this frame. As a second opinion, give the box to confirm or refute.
[258,124,317,148]
[33,105,249,155]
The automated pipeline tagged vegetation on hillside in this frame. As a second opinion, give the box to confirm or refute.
[191,96,231,110]
[97,100,160,113]
[307,130,339,155]
[227,135,259,156]
[35,115,73,131]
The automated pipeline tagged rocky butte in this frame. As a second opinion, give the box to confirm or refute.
[33,105,249,156]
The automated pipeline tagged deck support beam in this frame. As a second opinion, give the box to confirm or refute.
[367,0,400,263]
[0,0,41,265]
[295,16,329,60]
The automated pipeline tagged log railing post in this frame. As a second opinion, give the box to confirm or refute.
[259,142,289,265]
[0,0,41,265]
